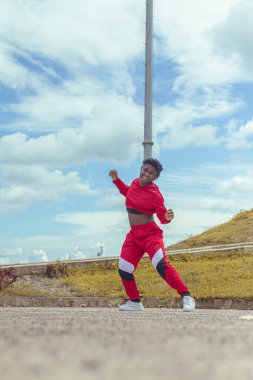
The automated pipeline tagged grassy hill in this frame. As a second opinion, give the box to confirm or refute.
[168,209,253,250]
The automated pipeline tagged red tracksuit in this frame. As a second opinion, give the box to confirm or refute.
[113,178,189,301]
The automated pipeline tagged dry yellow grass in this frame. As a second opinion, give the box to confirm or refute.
[0,284,52,297]
[1,250,252,299]
[60,250,253,299]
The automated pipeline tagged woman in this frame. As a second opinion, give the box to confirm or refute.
[109,158,195,312]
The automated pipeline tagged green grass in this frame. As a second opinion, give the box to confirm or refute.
[58,250,253,299]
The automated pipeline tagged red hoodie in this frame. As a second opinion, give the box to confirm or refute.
[113,178,170,224]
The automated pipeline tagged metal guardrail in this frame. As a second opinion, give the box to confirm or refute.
[166,242,253,254]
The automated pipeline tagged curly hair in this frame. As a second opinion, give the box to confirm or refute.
[142,158,163,178]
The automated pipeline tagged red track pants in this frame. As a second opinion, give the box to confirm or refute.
[118,222,189,301]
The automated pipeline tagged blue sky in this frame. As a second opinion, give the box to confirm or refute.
[0,0,253,264]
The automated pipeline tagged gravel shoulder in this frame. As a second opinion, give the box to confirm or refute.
[16,274,80,296]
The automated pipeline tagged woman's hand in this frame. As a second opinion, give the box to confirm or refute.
[165,209,174,222]
[109,169,118,182]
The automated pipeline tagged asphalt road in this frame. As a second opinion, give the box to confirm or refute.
[0,307,252,380]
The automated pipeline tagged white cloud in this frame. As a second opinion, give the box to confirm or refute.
[215,174,253,195]
[3,83,94,131]
[32,249,48,262]
[0,0,144,167]
[3,73,138,132]
[211,0,253,79]
[0,211,129,264]
[160,161,253,215]
[0,165,96,213]
[0,41,43,90]
[0,235,89,264]
[153,84,243,150]
[54,211,127,235]
[155,86,243,128]
[0,0,250,161]
[161,124,219,149]
[0,93,143,166]
[225,119,253,149]
[197,197,239,213]
[155,0,243,88]
[96,193,124,211]
[165,208,233,246]
[0,246,24,265]
[157,160,253,245]
[54,211,129,257]
[0,0,144,69]
[151,0,250,151]
[66,246,87,261]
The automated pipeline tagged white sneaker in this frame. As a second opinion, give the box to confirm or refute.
[119,300,144,311]
[182,296,195,312]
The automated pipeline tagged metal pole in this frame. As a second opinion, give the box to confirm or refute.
[143,0,153,159]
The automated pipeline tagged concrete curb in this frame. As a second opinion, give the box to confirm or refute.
[0,296,252,309]
[0,296,121,308]
[0,258,119,276]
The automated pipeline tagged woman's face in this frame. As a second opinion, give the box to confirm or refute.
[139,164,157,186]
